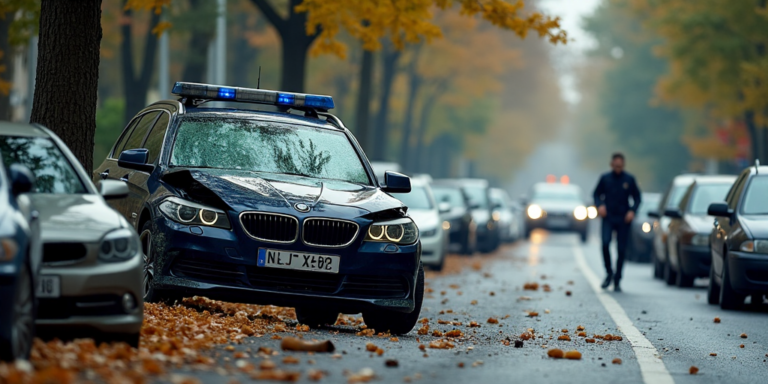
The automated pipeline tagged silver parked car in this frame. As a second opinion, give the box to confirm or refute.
[0,123,143,346]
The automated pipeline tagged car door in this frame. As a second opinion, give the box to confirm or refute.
[105,111,160,223]
[94,114,143,217]
[667,185,693,270]
[713,173,747,279]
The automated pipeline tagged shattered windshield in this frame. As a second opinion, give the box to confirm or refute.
[171,117,370,185]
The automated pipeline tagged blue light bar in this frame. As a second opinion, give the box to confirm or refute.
[171,82,335,110]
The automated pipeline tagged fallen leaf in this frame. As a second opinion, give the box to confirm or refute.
[740,344,745,349]
[282,356,299,364]
[281,337,335,353]
[307,369,325,381]
[561,329,569,333]
[585,339,595,343]
[489,291,495,296]
[714,317,721,323]
[428,340,455,349]
[689,366,699,375]
[547,348,564,358]
[366,343,378,352]
[558,335,571,341]
[260,360,277,370]
[612,358,622,364]
[576,325,585,331]
[565,291,572,296]
[523,282,539,291]
[577,332,586,337]
[565,350,582,360]
[390,337,399,342]
[487,318,499,324]
[445,330,464,338]
[740,333,748,339]
[432,330,444,337]
[468,321,480,328]
[526,311,539,318]
[470,300,478,305]
[710,353,717,356]
[385,359,398,367]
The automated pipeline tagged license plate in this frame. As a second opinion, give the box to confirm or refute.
[548,217,570,228]
[37,275,61,298]
[257,249,340,274]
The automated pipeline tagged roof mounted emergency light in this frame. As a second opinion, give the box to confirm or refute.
[171,82,335,111]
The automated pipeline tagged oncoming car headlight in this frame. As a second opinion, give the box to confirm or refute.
[159,197,231,229]
[527,204,543,220]
[587,206,598,219]
[365,218,419,245]
[99,228,139,262]
[573,206,588,221]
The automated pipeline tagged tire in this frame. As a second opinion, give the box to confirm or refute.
[295,307,340,328]
[707,263,720,305]
[663,256,677,286]
[652,252,663,279]
[675,246,694,287]
[140,221,164,303]
[719,257,745,310]
[363,264,424,335]
[0,261,35,362]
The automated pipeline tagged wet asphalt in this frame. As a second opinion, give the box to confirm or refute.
[171,230,768,384]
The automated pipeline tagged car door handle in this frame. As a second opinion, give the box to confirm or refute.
[120,174,130,182]
[99,170,109,179]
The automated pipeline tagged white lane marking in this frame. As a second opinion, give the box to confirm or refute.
[573,245,674,384]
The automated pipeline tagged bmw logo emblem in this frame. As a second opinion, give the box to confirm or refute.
[294,203,310,212]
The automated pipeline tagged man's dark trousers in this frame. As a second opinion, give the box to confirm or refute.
[601,218,630,281]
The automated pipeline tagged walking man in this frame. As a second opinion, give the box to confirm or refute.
[592,152,641,292]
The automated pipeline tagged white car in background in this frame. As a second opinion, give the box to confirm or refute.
[396,177,449,270]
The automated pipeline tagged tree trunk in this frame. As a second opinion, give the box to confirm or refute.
[411,91,440,172]
[371,43,401,161]
[181,0,214,83]
[121,4,160,125]
[279,36,311,93]
[30,0,102,171]
[354,48,374,154]
[0,14,11,121]
[231,13,259,87]
[399,48,422,172]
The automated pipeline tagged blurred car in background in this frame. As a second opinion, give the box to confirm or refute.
[626,192,661,263]
[431,183,476,255]
[648,174,696,279]
[435,179,499,253]
[0,123,143,346]
[0,132,40,361]
[490,188,520,243]
[396,177,449,270]
[708,163,768,309]
[664,175,736,287]
[524,182,590,242]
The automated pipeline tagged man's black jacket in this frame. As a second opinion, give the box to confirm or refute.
[593,171,641,223]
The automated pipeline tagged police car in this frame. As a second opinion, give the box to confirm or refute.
[93,82,423,334]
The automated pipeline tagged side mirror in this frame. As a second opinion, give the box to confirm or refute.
[438,202,451,214]
[381,171,411,193]
[118,149,154,173]
[707,202,733,218]
[663,208,683,219]
[100,179,129,200]
[9,164,35,195]
[647,210,659,219]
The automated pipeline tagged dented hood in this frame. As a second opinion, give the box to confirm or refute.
[162,168,404,216]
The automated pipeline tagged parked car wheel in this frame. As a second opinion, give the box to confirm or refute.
[707,263,720,305]
[363,264,424,335]
[663,256,677,286]
[295,308,340,328]
[140,221,165,304]
[675,246,695,287]
[719,257,745,310]
[652,252,664,279]
[0,261,35,362]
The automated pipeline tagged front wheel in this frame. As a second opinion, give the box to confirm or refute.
[0,261,35,362]
[363,264,424,335]
[720,258,745,310]
[663,255,677,286]
[140,221,173,304]
[675,246,694,287]
[706,263,720,305]
[652,251,664,279]
[295,308,340,328]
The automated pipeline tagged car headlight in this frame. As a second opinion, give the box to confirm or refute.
[739,240,768,254]
[573,206,588,221]
[421,227,438,237]
[587,206,598,219]
[365,218,419,245]
[159,197,231,229]
[99,228,139,262]
[641,222,651,233]
[0,238,19,262]
[691,234,709,246]
[527,204,543,219]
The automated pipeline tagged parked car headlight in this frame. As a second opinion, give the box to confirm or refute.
[365,218,419,245]
[99,228,139,262]
[159,197,231,229]
[527,204,543,219]
[739,240,768,254]
[0,238,19,262]
[691,234,709,246]
[573,206,588,221]
[421,227,438,237]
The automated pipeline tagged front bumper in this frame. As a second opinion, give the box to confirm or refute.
[727,251,768,295]
[153,216,421,314]
[678,244,710,277]
[35,252,144,335]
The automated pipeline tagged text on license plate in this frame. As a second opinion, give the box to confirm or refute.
[257,249,340,274]
[36,275,61,298]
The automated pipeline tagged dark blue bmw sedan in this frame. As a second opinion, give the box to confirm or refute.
[94,83,422,334]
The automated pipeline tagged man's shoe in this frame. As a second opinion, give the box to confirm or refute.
[601,274,613,289]
[613,284,622,292]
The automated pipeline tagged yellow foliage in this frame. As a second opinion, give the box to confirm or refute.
[296,0,566,58]
[124,0,171,15]
[0,49,10,96]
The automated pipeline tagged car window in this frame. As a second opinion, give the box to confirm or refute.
[727,173,748,210]
[666,183,691,208]
[688,183,732,215]
[397,186,433,210]
[532,189,581,202]
[144,112,170,164]
[0,136,86,194]
[170,117,370,185]
[463,186,489,209]
[432,186,465,208]
[637,195,660,216]
[741,176,768,215]
[111,117,140,158]
[121,111,159,155]
[490,192,508,209]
